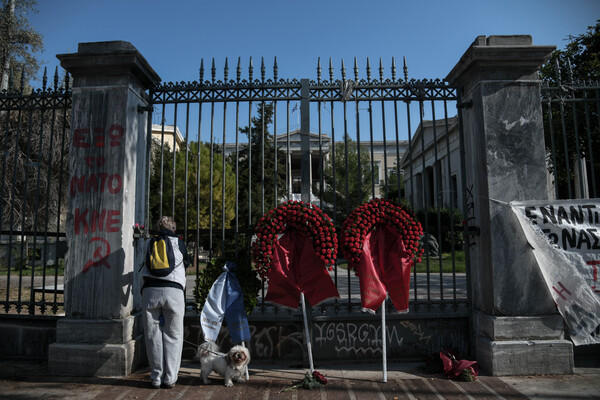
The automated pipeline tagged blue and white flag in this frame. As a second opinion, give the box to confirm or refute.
[200,261,251,344]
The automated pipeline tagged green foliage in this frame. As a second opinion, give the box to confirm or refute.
[382,168,404,203]
[193,257,261,316]
[314,134,376,225]
[539,20,600,198]
[0,0,43,90]
[148,140,237,237]
[230,102,287,230]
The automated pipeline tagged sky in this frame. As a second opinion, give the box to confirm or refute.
[29,0,600,86]
[22,0,600,143]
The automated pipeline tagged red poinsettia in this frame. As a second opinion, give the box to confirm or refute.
[252,200,338,280]
[340,198,423,270]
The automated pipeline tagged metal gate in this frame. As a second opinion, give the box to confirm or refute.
[148,57,470,318]
[0,69,71,315]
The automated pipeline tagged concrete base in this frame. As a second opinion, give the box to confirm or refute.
[48,314,145,377]
[48,339,142,376]
[476,337,574,376]
[475,312,574,376]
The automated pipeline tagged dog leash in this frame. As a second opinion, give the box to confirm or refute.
[184,339,226,357]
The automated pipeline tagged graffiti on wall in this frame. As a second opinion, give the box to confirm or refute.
[70,123,124,273]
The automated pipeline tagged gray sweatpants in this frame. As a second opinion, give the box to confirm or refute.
[142,286,185,386]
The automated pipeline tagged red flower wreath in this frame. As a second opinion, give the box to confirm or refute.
[340,198,424,270]
[252,200,338,280]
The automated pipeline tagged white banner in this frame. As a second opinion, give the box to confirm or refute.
[511,199,600,346]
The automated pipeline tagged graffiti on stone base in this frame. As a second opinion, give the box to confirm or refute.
[314,322,405,357]
[399,321,432,344]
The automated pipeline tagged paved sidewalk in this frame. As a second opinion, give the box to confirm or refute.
[1,360,599,400]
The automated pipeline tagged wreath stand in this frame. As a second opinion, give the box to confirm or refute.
[252,201,340,373]
[340,199,423,383]
[300,293,315,372]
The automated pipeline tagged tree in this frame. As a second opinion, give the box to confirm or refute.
[315,134,376,225]
[0,0,42,91]
[383,168,404,203]
[148,140,237,248]
[539,20,600,198]
[230,102,287,230]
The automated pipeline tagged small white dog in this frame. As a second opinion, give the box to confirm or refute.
[196,341,250,387]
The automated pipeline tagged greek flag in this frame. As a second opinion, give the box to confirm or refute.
[200,261,251,344]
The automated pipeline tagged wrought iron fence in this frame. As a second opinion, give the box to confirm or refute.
[0,68,71,315]
[0,58,470,318]
[149,57,469,318]
[541,58,600,200]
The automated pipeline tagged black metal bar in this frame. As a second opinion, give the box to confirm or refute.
[221,100,227,256]
[380,93,388,199]
[234,99,240,259]
[183,103,190,245]
[545,100,560,200]
[28,100,47,315]
[195,101,203,278]
[273,100,278,205]
[443,100,458,309]
[300,79,311,203]
[208,101,215,258]
[583,87,597,198]
[430,99,444,306]
[158,104,166,217]
[368,100,375,198]
[261,101,265,216]
[247,100,252,231]
[171,103,178,217]
[405,101,415,207]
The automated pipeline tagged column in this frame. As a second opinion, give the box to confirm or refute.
[48,41,160,376]
[446,35,574,375]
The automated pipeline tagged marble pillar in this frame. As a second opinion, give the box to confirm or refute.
[446,35,574,375]
[48,41,160,376]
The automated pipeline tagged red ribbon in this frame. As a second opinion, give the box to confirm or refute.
[357,225,413,313]
[266,230,340,308]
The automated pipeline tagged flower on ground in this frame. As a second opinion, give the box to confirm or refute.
[281,370,329,392]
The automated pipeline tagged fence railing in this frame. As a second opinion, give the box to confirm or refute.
[0,58,474,317]
[0,68,71,315]
[149,57,469,318]
[541,59,600,200]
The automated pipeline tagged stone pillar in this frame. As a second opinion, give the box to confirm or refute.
[48,41,160,376]
[446,36,574,375]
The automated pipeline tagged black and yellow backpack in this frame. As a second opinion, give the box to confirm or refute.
[145,233,176,277]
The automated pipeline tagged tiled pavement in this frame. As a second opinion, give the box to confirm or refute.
[5,360,593,400]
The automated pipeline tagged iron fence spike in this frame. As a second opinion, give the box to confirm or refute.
[53,66,59,90]
[317,57,321,83]
[42,67,47,90]
[211,58,216,83]
[199,59,205,84]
